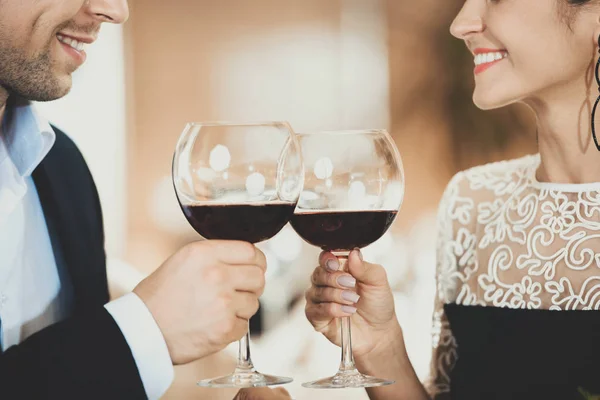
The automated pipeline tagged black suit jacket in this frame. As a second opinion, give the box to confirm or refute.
[0,127,148,399]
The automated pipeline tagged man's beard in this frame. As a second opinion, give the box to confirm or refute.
[0,38,71,102]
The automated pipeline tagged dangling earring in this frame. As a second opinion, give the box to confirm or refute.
[591,34,600,151]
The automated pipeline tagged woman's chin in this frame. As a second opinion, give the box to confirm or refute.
[472,90,515,111]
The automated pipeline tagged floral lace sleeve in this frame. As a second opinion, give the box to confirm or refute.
[424,173,469,399]
[425,295,457,399]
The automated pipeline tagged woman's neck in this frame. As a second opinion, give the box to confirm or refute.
[526,69,600,184]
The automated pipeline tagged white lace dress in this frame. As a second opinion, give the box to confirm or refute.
[426,154,600,399]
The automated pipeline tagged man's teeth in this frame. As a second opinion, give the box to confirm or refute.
[474,51,508,66]
[56,34,86,52]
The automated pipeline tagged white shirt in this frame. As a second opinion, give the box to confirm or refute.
[0,102,174,399]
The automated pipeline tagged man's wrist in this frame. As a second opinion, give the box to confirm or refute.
[105,292,175,399]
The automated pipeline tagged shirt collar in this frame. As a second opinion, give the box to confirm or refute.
[1,97,56,178]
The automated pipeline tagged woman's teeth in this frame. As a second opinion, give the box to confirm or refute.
[56,34,86,52]
[474,51,508,66]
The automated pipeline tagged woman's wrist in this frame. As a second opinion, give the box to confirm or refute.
[356,318,430,400]
[355,318,409,371]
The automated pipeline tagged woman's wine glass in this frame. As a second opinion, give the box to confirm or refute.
[173,122,303,387]
[290,129,404,388]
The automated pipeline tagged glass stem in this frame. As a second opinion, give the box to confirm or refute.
[235,326,256,373]
[335,255,359,374]
[339,316,356,371]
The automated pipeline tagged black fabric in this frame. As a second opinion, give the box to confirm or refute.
[445,303,600,400]
[0,127,147,399]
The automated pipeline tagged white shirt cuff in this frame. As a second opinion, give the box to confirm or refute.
[105,292,174,400]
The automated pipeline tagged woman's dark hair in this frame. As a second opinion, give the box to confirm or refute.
[558,0,594,29]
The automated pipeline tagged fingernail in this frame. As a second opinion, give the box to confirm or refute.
[341,305,357,314]
[354,248,363,261]
[337,275,356,288]
[342,290,360,303]
[326,259,339,272]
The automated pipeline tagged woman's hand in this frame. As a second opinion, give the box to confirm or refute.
[304,248,403,358]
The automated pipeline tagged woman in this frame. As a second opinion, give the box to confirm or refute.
[306,0,600,399]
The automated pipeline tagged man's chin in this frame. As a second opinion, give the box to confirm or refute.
[18,76,72,102]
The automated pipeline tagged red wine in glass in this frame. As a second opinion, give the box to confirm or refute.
[173,121,303,388]
[292,129,404,389]
[182,202,296,244]
[290,210,397,251]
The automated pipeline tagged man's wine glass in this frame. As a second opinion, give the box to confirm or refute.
[290,129,404,388]
[172,122,303,388]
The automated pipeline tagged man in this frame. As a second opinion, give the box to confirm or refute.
[0,0,291,399]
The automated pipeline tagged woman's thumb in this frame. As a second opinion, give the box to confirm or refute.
[347,248,389,287]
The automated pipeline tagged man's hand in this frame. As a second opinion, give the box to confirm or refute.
[134,240,267,365]
[234,387,291,400]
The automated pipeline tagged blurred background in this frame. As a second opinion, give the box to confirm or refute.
[36,0,536,398]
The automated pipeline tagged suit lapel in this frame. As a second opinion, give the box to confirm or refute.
[31,159,79,312]
[31,141,108,315]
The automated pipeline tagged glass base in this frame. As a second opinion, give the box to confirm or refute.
[302,369,394,389]
[197,370,293,388]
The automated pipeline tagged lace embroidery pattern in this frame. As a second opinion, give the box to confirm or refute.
[426,155,600,397]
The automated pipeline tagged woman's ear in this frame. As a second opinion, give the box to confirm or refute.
[594,14,600,45]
